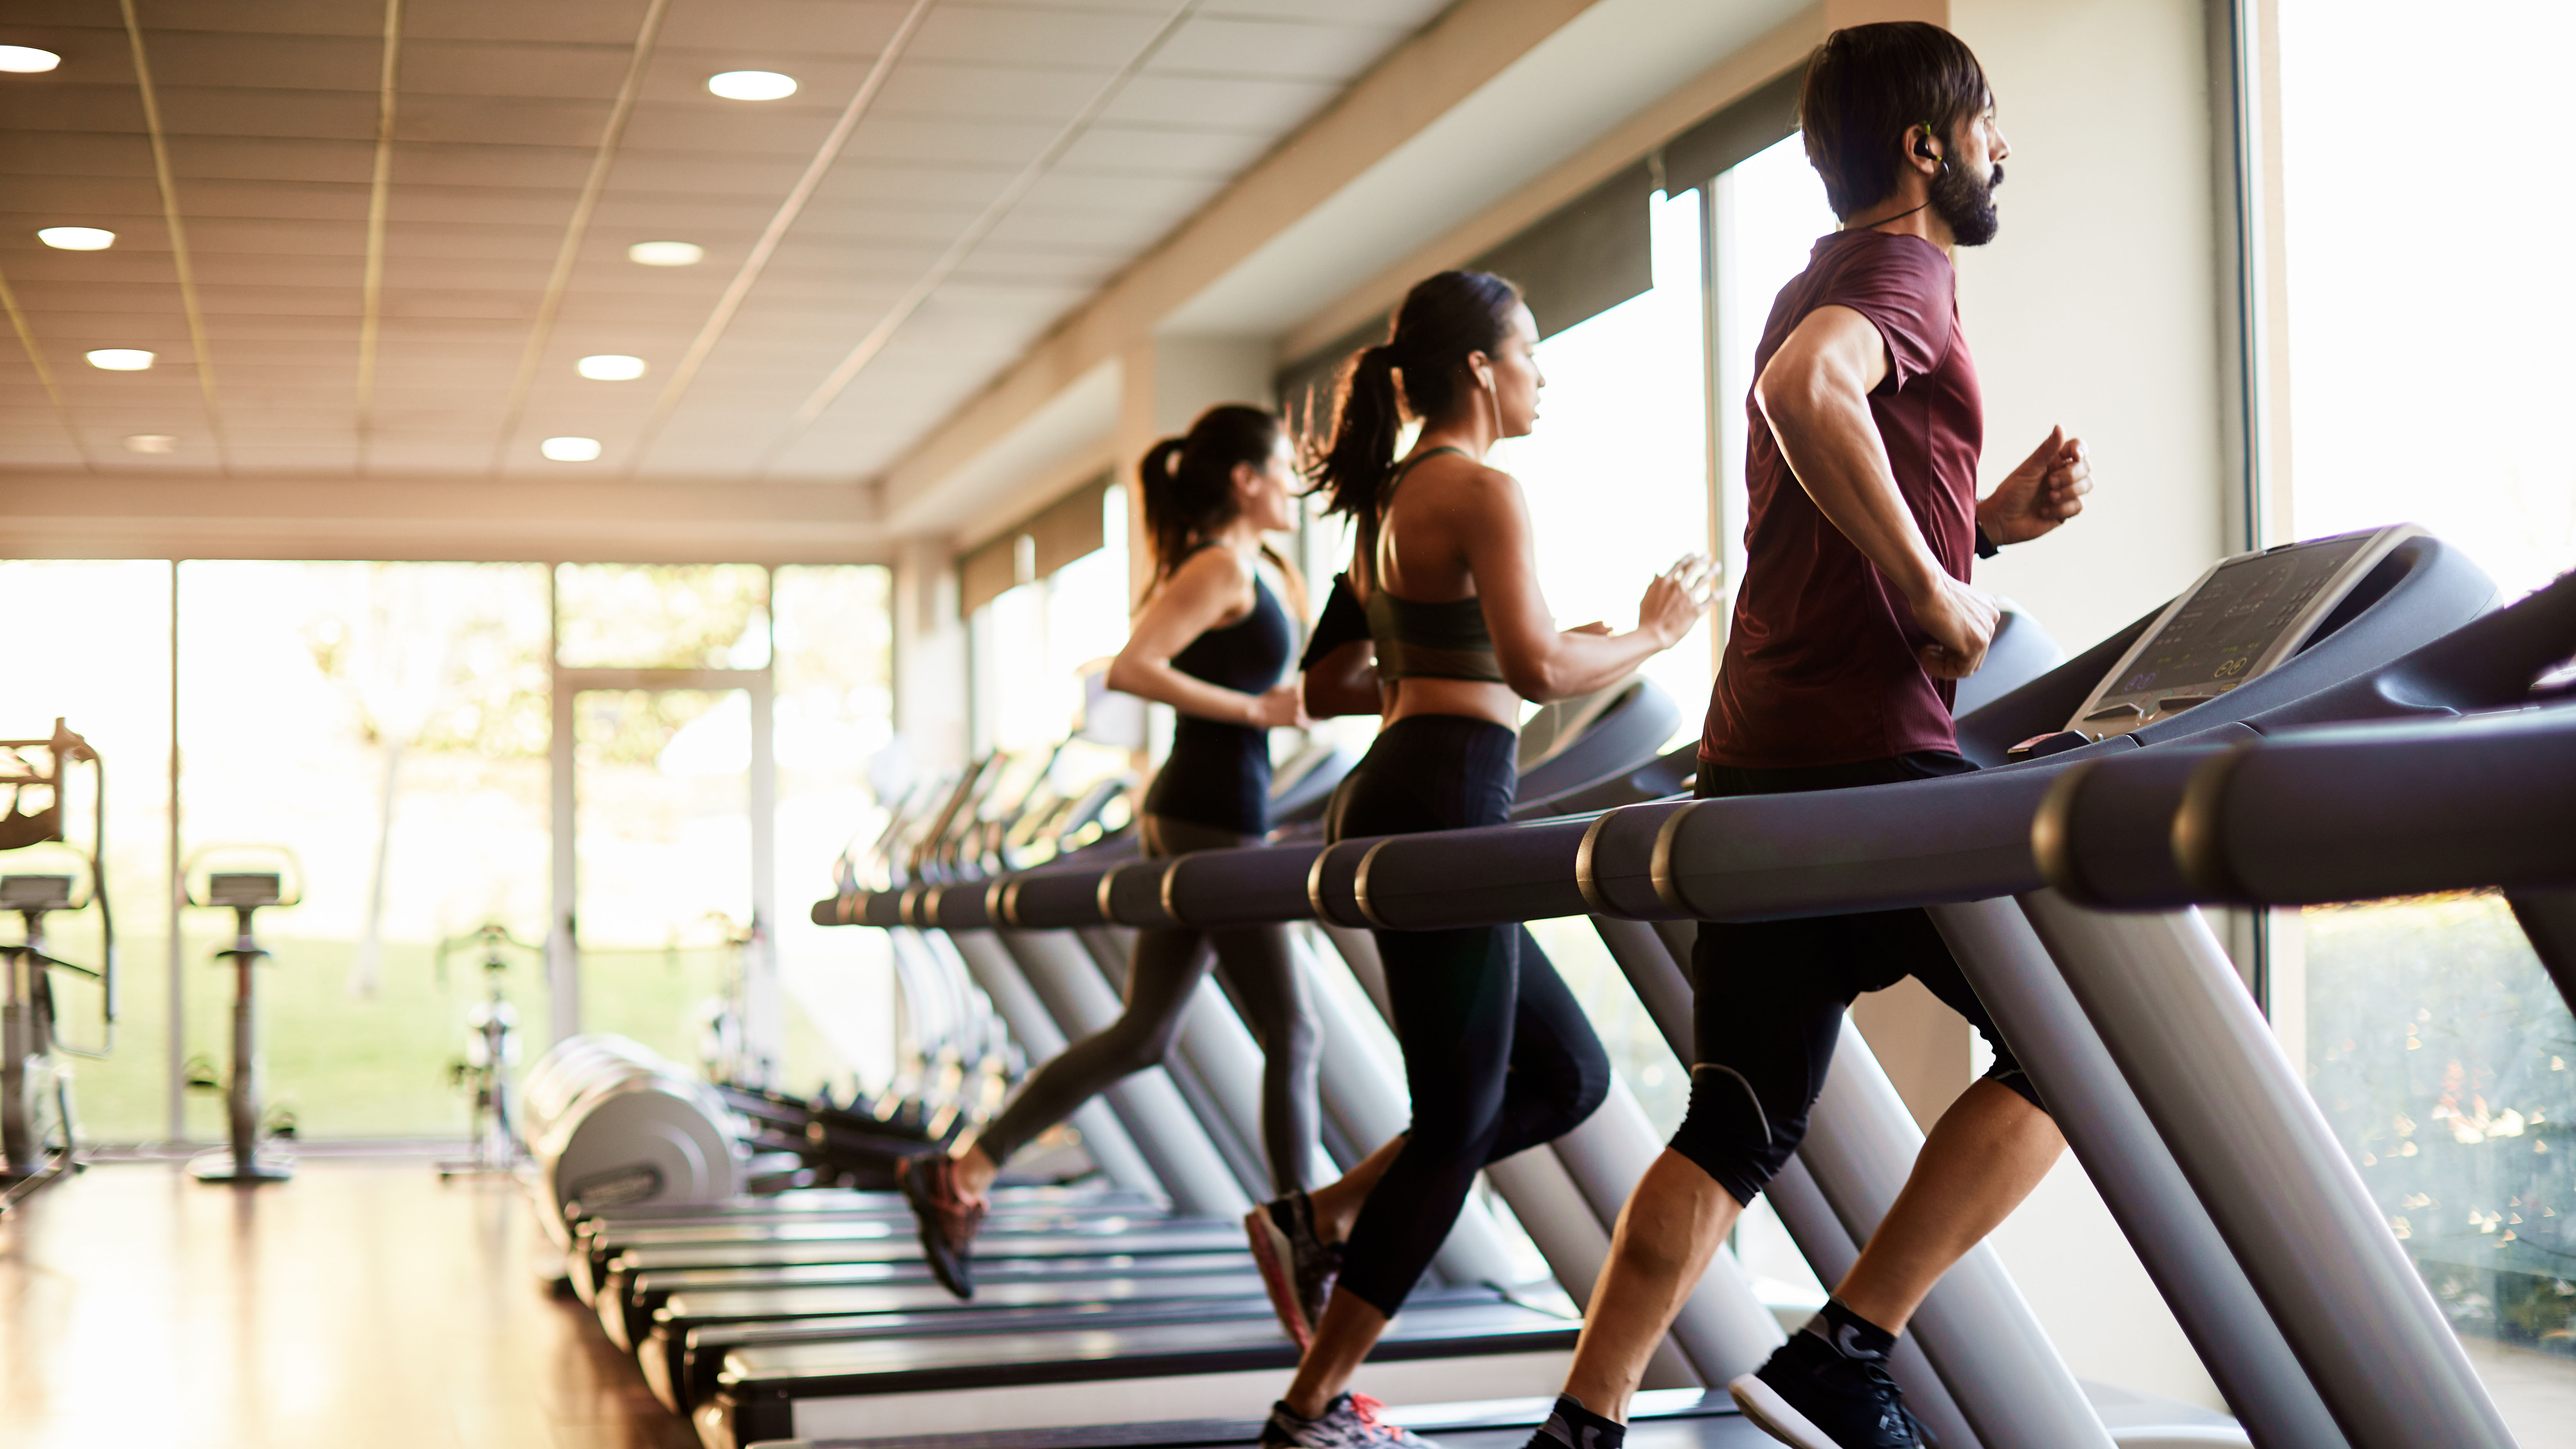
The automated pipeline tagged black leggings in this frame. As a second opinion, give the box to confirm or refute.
[972,813,1321,1192]
[1668,751,2044,1207]
[1332,715,1611,1317]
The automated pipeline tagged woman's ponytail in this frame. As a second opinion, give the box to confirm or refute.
[1137,405,1282,584]
[1309,345,1404,529]
[1304,271,1522,529]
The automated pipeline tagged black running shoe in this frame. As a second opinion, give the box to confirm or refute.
[896,1153,985,1300]
[1244,1189,1340,1346]
[1729,1331,1927,1449]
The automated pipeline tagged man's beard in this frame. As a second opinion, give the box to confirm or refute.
[1932,161,2003,246]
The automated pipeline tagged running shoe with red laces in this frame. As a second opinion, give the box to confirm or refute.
[1261,1393,1436,1449]
[896,1153,986,1300]
[1245,1189,1341,1346]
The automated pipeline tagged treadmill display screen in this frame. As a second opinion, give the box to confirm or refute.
[2099,534,2373,707]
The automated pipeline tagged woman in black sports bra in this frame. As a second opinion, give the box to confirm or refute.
[898,405,1337,1299]
[1252,271,1713,1449]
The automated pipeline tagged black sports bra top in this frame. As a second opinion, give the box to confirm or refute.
[1363,447,1507,684]
[1140,558,1293,835]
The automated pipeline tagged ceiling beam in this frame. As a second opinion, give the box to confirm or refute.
[0,473,887,566]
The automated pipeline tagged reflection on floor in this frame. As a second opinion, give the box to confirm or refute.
[0,1154,690,1449]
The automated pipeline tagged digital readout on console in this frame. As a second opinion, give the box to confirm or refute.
[2103,536,2371,704]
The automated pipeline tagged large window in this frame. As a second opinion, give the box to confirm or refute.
[0,562,173,1143]
[0,559,894,1145]
[2275,0,2576,1398]
[1499,187,1715,733]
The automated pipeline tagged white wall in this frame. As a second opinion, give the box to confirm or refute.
[1952,0,2233,656]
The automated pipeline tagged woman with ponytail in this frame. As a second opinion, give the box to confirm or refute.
[897,403,1372,1300]
[1251,273,1714,1449]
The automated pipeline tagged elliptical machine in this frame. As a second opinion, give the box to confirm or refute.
[0,720,114,1216]
[184,849,300,1186]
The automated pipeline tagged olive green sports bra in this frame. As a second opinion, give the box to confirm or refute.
[1363,448,1507,684]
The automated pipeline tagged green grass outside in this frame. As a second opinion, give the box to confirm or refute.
[56,933,857,1143]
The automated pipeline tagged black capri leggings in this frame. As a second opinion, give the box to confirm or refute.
[1331,714,1611,1317]
[1668,751,2045,1207]
[971,812,1321,1193]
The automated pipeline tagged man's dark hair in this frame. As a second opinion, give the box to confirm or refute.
[1798,22,1990,220]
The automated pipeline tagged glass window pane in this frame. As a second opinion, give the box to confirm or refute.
[774,565,897,1097]
[2278,1,2576,597]
[2300,895,2576,1380]
[1715,135,1842,614]
[0,561,173,1143]
[175,561,553,1139]
[572,688,745,1067]
[1499,187,1714,734]
[555,563,771,670]
[2277,1,2576,1417]
[968,485,1131,755]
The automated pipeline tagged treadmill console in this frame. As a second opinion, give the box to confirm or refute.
[2012,525,2419,758]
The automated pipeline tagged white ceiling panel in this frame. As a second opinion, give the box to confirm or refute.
[654,0,917,55]
[402,0,661,47]
[395,94,619,149]
[911,7,1176,69]
[1054,121,1270,177]
[4,0,1456,486]
[1101,73,1337,132]
[397,40,642,100]
[875,62,1117,122]
[141,31,386,90]
[1204,0,1448,23]
[1149,15,1405,80]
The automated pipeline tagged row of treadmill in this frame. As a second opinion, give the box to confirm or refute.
[535,524,2576,1449]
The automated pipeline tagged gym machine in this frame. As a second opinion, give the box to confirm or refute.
[724,529,2498,1449]
[185,851,301,1185]
[436,922,539,1179]
[0,719,114,1215]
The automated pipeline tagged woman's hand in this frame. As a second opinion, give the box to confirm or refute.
[1250,681,1310,729]
[1638,553,1717,647]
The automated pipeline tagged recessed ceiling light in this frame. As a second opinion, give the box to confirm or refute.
[628,240,704,267]
[86,349,155,371]
[540,436,602,462]
[0,47,61,73]
[577,354,647,381]
[708,70,796,101]
[38,227,114,250]
[125,434,177,454]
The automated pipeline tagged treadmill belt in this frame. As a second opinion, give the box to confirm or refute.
[785,1390,1756,1449]
[714,1297,1578,1399]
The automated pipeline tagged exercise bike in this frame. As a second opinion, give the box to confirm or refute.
[184,849,301,1186]
[436,921,539,1180]
[0,720,114,1216]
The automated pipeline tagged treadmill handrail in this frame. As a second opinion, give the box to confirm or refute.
[814,533,2490,932]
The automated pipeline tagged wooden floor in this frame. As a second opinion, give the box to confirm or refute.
[0,1154,694,1449]
[10,1153,2575,1449]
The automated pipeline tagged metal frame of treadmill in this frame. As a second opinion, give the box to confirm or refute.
[807,529,2511,1449]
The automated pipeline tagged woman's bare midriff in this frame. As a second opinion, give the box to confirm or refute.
[1383,676,1520,731]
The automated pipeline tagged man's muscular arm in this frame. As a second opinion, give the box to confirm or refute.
[1754,303,1997,679]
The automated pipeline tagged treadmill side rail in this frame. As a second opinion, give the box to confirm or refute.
[2018,892,2515,1449]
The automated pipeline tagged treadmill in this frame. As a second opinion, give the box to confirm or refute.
[675,684,1704,1446]
[769,528,2510,1449]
